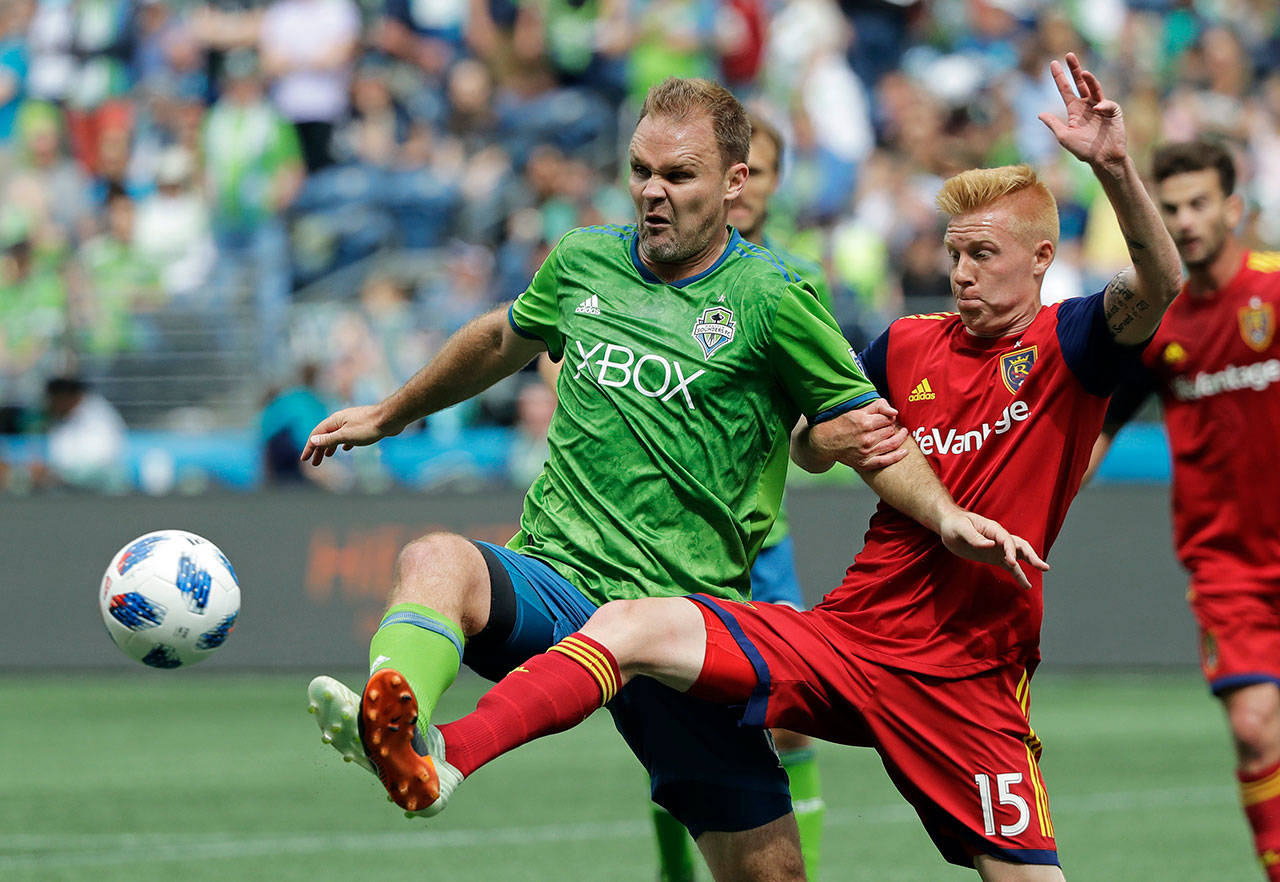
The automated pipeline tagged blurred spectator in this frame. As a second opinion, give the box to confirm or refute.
[6,101,93,247]
[33,375,127,491]
[332,58,424,169]
[376,0,466,81]
[0,0,30,155]
[0,238,68,409]
[134,147,216,301]
[71,184,162,358]
[133,0,208,100]
[623,0,716,106]
[90,121,148,204]
[836,0,916,92]
[507,378,555,489]
[764,0,873,221]
[25,0,75,102]
[289,272,438,409]
[258,361,341,485]
[259,0,360,172]
[64,0,137,176]
[202,49,304,374]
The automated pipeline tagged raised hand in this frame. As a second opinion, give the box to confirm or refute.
[1038,52,1126,170]
[938,510,1050,591]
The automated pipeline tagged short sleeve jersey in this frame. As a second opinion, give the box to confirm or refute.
[507,224,878,606]
[1136,251,1280,589]
[817,292,1139,677]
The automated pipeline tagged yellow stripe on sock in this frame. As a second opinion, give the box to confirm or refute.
[550,638,620,703]
[550,638,613,692]
[1242,766,1280,806]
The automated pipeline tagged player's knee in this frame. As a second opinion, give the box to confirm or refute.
[582,598,672,673]
[1228,698,1280,769]
[396,532,468,584]
[390,533,487,614]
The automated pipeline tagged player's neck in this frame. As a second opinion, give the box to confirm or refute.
[1186,238,1246,297]
[643,225,732,284]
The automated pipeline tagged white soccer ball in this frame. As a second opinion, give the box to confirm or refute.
[99,530,241,668]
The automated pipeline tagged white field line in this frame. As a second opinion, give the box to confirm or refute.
[0,785,1236,870]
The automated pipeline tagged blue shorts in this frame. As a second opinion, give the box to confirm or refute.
[466,541,792,838]
[750,536,804,608]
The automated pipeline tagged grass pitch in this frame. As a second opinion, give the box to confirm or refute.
[0,671,1256,881]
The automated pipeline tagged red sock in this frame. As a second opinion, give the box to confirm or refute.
[438,634,622,777]
[1240,759,1280,880]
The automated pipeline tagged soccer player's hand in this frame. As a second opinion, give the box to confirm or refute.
[807,399,910,472]
[938,510,1050,591]
[1038,52,1126,171]
[301,405,401,466]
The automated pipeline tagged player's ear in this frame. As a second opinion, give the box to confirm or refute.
[1032,239,1055,279]
[725,161,749,200]
[1225,192,1245,230]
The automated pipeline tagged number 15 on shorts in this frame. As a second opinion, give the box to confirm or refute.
[974,772,1030,836]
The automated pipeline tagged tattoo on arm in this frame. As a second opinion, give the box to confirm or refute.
[1103,271,1151,337]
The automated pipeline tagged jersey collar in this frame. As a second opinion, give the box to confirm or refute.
[630,227,742,288]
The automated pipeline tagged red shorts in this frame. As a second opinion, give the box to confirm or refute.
[688,595,1058,868]
[1189,582,1280,694]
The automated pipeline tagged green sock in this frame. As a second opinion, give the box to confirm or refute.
[781,747,824,881]
[367,602,463,727]
[652,803,697,882]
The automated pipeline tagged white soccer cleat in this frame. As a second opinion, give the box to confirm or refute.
[307,675,375,776]
[417,722,463,818]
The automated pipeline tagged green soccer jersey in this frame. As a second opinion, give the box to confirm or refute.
[759,235,836,550]
[507,224,877,606]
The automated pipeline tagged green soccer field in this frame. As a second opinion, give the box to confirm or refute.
[0,670,1256,881]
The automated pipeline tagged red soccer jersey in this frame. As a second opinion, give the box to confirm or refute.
[1139,251,1280,589]
[815,293,1137,677]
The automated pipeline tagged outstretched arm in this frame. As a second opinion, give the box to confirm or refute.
[791,399,908,473]
[807,417,1048,589]
[1039,53,1182,345]
[301,305,546,465]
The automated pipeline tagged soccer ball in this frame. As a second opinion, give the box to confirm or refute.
[99,530,240,669]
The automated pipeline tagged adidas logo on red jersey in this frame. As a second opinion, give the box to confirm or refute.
[908,378,936,402]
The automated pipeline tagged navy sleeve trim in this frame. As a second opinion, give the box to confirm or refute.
[507,303,542,340]
[811,390,881,424]
[507,303,560,362]
[1056,292,1148,398]
[858,328,891,399]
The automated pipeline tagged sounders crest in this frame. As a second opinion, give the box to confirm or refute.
[692,305,736,359]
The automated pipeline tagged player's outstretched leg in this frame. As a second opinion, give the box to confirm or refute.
[359,668,463,817]
[426,599,711,789]
[307,533,489,806]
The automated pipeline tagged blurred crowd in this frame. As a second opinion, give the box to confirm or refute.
[0,0,1278,491]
